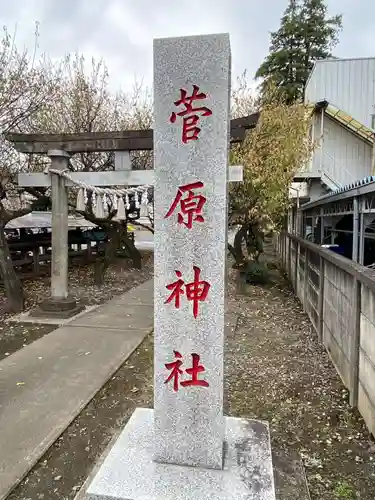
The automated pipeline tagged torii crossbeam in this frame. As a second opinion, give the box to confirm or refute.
[6,120,253,318]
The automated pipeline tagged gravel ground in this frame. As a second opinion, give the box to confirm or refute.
[0,252,153,361]
[3,249,375,500]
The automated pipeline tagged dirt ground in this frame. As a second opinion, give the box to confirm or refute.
[3,250,375,500]
[225,268,375,500]
[0,253,153,361]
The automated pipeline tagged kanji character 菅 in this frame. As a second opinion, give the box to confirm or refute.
[169,85,212,143]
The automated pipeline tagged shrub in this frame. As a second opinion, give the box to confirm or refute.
[243,261,270,285]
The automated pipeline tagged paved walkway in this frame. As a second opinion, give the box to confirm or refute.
[0,280,153,500]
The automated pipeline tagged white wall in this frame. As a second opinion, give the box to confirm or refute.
[321,116,373,186]
[305,58,375,128]
[311,113,322,174]
[310,113,373,186]
[308,180,328,201]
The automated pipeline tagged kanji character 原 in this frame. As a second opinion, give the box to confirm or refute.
[164,181,206,229]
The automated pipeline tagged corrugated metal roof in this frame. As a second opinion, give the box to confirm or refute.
[301,176,375,209]
[327,175,375,196]
[310,101,374,144]
[325,104,374,143]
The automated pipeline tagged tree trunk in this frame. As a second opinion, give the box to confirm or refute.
[92,221,143,286]
[233,224,247,266]
[0,224,24,312]
[246,223,264,262]
[120,233,142,269]
[228,242,237,261]
[94,226,120,286]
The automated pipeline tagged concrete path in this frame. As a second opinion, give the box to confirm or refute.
[0,280,153,500]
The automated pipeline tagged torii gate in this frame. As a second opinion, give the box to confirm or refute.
[6,115,258,318]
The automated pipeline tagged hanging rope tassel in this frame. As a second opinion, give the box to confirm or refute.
[95,195,105,218]
[76,188,85,211]
[135,192,141,209]
[116,196,126,220]
[125,193,130,210]
[140,189,148,217]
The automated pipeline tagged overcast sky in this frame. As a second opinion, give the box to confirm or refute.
[2,0,375,93]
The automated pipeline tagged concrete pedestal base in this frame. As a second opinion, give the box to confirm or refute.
[31,296,85,319]
[86,408,276,500]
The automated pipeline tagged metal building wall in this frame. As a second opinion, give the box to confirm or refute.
[311,113,322,174]
[321,117,373,186]
[305,58,375,128]
[309,113,372,186]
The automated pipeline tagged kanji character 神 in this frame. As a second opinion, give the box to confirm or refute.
[164,351,209,392]
[164,181,206,229]
[165,266,210,318]
[169,85,212,144]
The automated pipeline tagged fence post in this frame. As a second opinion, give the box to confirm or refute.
[288,236,292,280]
[359,207,365,265]
[352,196,359,262]
[349,278,361,407]
[294,240,299,293]
[317,255,325,341]
[303,248,308,312]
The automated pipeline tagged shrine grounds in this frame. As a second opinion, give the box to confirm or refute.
[0,254,153,361]
[1,247,375,500]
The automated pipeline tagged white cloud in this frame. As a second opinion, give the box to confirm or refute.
[0,0,374,93]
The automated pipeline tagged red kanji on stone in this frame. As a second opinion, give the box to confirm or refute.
[165,266,210,318]
[169,85,212,143]
[164,351,209,392]
[180,353,209,388]
[164,181,206,229]
[164,350,183,392]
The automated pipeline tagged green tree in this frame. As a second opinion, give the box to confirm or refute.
[229,83,313,266]
[256,0,342,103]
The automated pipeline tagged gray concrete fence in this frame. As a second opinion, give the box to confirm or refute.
[276,232,375,437]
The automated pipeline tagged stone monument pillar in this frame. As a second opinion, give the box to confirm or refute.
[86,33,276,500]
[153,33,229,470]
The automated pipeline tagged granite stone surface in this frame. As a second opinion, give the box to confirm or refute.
[153,33,231,469]
[86,408,276,500]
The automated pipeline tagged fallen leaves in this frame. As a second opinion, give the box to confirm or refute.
[225,257,375,500]
[0,254,154,361]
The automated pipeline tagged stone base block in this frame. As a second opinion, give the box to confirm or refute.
[86,408,276,500]
[31,296,85,319]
